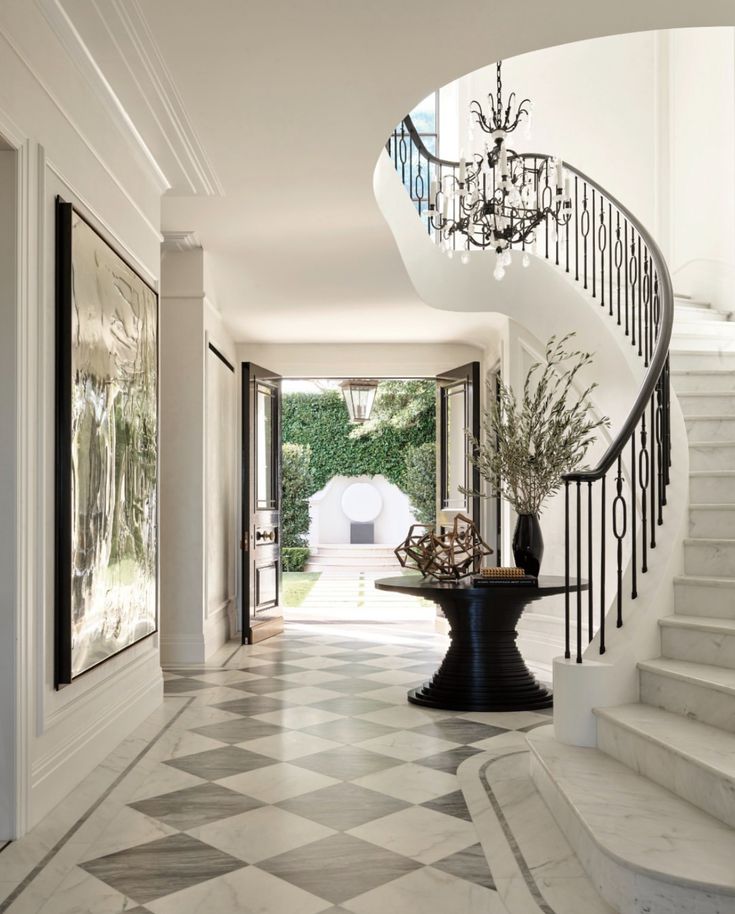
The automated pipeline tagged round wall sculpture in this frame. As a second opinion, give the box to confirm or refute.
[341,482,383,523]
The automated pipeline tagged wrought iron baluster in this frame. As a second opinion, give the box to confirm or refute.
[650,393,657,549]
[581,189,590,290]
[631,429,637,599]
[598,196,606,310]
[576,481,582,663]
[613,456,627,628]
[639,415,649,573]
[615,213,623,327]
[588,481,594,643]
[574,176,579,282]
[591,188,596,299]
[600,476,606,654]
[565,481,571,660]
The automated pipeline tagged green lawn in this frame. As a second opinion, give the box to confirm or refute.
[282,572,321,608]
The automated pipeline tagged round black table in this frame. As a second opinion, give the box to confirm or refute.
[375,574,583,712]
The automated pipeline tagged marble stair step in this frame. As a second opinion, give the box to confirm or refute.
[684,537,735,577]
[638,657,735,732]
[690,504,735,538]
[660,614,735,669]
[684,415,735,442]
[594,703,735,829]
[671,334,735,352]
[678,391,735,416]
[527,725,735,914]
[689,471,735,502]
[674,306,730,322]
[673,295,712,310]
[671,349,735,370]
[688,442,735,470]
[674,574,735,619]
[672,370,735,393]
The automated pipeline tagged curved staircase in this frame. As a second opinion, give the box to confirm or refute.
[380,116,735,913]
[527,294,735,914]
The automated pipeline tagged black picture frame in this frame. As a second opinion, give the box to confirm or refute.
[55,196,159,688]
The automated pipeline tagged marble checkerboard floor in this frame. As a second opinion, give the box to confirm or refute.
[0,625,553,913]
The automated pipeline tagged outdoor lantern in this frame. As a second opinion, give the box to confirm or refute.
[340,379,379,424]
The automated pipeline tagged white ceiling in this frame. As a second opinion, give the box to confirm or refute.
[58,0,735,344]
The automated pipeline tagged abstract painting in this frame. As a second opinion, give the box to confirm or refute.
[55,198,158,685]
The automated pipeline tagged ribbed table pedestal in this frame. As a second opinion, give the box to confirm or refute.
[375,575,582,712]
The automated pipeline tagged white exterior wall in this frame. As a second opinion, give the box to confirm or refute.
[0,0,163,836]
[309,474,418,547]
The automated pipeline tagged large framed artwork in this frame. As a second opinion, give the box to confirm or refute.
[55,197,158,687]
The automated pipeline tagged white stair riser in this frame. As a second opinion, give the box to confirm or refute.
[674,581,735,619]
[661,624,735,670]
[640,669,735,733]
[689,444,735,470]
[689,475,735,502]
[678,394,735,416]
[672,322,735,338]
[685,417,735,441]
[596,716,735,830]
[690,508,735,538]
[671,351,735,370]
[673,373,735,393]
[684,541,735,577]
[305,557,400,568]
[671,336,735,353]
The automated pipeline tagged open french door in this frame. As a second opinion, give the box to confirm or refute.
[241,363,283,643]
[436,361,481,533]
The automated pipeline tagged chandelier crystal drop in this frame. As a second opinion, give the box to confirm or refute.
[426,61,572,279]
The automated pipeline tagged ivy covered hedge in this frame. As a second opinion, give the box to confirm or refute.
[282,388,434,496]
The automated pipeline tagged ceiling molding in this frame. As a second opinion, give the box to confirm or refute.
[37,0,223,197]
[161,230,201,252]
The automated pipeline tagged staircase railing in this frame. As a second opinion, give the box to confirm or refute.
[386,117,674,663]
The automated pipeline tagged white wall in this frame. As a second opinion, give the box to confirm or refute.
[160,248,237,664]
[0,0,163,836]
[309,474,417,546]
[666,28,735,310]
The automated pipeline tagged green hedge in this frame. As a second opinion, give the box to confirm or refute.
[282,442,313,548]
[282,389,434,496]
[282,547,310,572]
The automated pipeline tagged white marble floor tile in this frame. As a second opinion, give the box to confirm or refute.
[358,686,410,705]
[272,670,345,686]
[188,805,336,863]
[342,864,505,914]
[156,731,225,761]
[251,707,344,730]
[361,670,426,685]
[348,806,477,864]
[146,865,331,914]
[129,763,206,802]
[285,657,350,670]
[457,711,551,730]
[356,705,453,729]
[35,866,136,914]
[356,730,459,762]
[353,763,458,803]
[236,731,343,761]
[219,762,340,803]
[264,686,343,705]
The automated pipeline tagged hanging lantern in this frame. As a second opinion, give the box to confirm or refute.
[340,379,379,424]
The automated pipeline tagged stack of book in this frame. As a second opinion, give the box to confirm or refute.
[472,566,538,587]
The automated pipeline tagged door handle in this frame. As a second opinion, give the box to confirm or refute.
[255,528,277,543]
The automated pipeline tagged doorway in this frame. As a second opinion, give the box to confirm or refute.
[240,363,489,642]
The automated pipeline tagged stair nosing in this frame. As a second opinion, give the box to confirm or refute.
[684,536,735,545]
[659,614,735,633]
[638,657,735,696]
[675,573,735,586]
[594,703,735,782]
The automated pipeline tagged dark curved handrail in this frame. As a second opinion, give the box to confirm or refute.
[390,116,674,484]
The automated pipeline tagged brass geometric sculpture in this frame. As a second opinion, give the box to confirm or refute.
[395,514,493,581]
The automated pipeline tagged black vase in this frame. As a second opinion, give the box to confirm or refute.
[512,514,544,577]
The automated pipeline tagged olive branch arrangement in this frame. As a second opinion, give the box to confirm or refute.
[464,334,609,516]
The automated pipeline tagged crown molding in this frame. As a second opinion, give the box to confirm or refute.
[162,230,201,252]
[37,0,223,197]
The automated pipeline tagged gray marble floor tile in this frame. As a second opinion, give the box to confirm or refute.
[311,696,389,717]
[421,789,473,821]
[221,676,293,695]
[211,695,289,717]
[164,745,276,780]
[192,718,283,744]
[413,718,508,745]
[323,663,388,676]
[414,746,483,774]
[278,781,410,830]
[81,833,246,904]
[311,678,385,695]
[291,745,401,780]
[400,662,441,676]
[129,782,263,830]
[258,833,420,904]
[431,842,496,889]
[301,717,397,745]
[162,678,213,695]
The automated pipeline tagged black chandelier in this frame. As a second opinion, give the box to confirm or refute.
[426,61,572,280]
